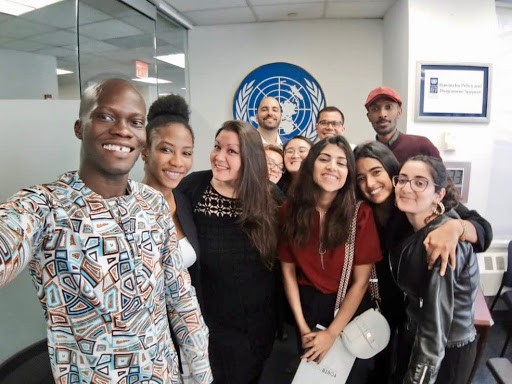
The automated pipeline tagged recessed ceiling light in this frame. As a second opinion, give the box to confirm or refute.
[180,87,186,90]
[154,54,185,68]
[56,68,73,75]
[0,0,65,17]
[132,77,172,85]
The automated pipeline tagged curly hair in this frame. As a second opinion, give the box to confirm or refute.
[405,155,459,210]
[146,94,193,145]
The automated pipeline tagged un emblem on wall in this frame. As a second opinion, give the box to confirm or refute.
[233,62,326,142]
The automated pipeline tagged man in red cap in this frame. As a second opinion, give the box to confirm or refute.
[365,86,440,163]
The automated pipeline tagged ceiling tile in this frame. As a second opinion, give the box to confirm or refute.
[78,19,143,40]
[326,1,392,18]
[35,46,76,58]
[0,39,50,52]
[185,7,256,26]
[0,18,55,39]
[29,30,77,46]
[254,3,324,21]
[64,40,118,53]
[21,0,76,29]
[166,0,246,13]
[250,0,324,5]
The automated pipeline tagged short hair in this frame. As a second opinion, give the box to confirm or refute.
[403,155,459,210]
[257,96,282,113]
[146,94,193,145]
[79,78,140,123]
[264,144,283,157]
[316,106,345,125]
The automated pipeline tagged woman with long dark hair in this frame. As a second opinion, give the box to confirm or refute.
[279,135,382,382]
[178,120,279,384]
[353,141,492,383]
[391,155,478,384]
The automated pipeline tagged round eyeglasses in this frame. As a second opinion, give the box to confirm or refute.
[267,161,285,173]
[392,175,437,192]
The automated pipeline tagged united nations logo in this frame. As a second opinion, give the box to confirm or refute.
[233,62,326,142]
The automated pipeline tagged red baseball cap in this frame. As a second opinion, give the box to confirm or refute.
[365,86,402,110]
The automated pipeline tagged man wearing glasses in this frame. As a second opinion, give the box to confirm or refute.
[256,96,283,148]
[365,86,440,164]
[315,106,346,140]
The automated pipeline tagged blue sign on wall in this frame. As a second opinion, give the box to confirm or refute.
[233,62,326,143]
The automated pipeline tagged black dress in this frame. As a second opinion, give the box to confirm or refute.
[179,171,276,384]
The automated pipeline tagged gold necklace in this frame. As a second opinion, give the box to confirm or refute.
[318,209,327,270]
[318,241,326,270]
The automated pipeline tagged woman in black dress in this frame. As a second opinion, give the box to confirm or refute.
[179,120,279,384]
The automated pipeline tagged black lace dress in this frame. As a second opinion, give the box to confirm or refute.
[179,171,276,384]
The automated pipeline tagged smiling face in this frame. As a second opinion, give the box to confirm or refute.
[75,80,146,183]
[210,129,242,187]
[316,110,345,139]
[143,123,193,193]
[265,149,284,184]
[256,96,282,131]
[313,144,349,201]
[283,137,311,174]
[355,157,393,205]
[395,160,445,229]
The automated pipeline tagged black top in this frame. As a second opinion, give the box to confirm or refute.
[178,170,277,383]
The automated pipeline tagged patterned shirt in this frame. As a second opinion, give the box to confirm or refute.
[0,171,212,384]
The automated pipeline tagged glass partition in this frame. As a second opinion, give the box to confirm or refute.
[0,0,188,102]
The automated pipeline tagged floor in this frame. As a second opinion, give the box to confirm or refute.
[260,310,512,384]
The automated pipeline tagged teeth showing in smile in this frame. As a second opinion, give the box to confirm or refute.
[103,144,130,153]
[165,171,181,179]
[370,187,382,195]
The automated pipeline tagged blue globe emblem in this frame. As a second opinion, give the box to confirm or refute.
[233,62,326,143]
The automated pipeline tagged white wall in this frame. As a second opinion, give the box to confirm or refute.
[0,50,59,99]
[405,0,511,241]
[187,19,383,170]
[0,101,78,363]
[383,0,409,120]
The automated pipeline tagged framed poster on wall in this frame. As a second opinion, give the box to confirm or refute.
[415,63,491,122]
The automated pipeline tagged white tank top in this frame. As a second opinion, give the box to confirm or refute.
[178,237,197,269]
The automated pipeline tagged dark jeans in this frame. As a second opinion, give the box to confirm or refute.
[296,285,374,384]
[393,327,478,384]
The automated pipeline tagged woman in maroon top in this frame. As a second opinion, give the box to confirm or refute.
[279,135,382,382]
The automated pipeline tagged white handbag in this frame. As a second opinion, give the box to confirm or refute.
[341,307,390,359]
[334,201,390,360]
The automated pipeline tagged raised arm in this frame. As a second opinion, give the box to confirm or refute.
[0,189,49,287]
[425,204,492,275]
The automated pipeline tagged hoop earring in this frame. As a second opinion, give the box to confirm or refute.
[433,201,445,216]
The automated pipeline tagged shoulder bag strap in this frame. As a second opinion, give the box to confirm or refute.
[334,201,361,311]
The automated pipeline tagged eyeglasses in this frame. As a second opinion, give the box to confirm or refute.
[284,147,310,156]
[317,120,343,128]
[392,175,437,192]
[267,161,285,173]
